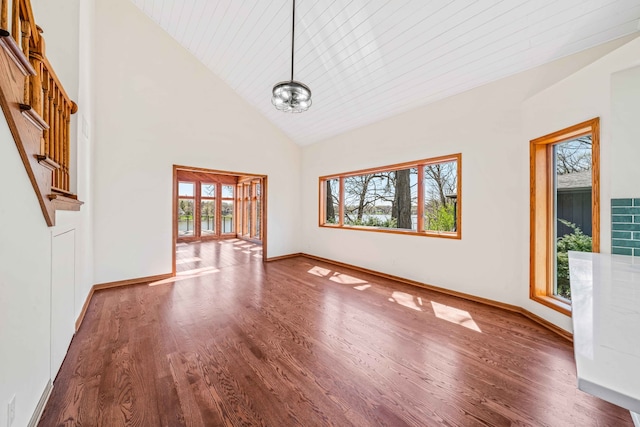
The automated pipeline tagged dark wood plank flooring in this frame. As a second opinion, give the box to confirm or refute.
[39,241,632,426]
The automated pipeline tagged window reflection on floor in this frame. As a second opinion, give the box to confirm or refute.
[175,239,262,273]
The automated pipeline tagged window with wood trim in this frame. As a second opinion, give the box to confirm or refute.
[200,183,216,236]
[236,178,263,242]
[221,185,235,234]
[178,181,196,237]
[320,154,461,238]
[530,118,600,315]
[175,171,237,242]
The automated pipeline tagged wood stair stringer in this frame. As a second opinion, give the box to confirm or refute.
[0,31,82,226]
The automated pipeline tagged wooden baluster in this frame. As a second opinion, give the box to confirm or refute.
[53,88,59,188]
[57,91,62,189]
[47,77,54,158]
[29,25,44,116]
[64,103,69,191]
[11,0,18,40]
[41,69,50,155]
[30,60,42,113]
[59,93,64,189]
[1,0,8,31]
[21,18,30,104]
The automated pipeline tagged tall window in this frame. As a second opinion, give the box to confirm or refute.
[178,182,195,237]
[221,185,235,234]
[200,183,216,236]
[255,182,261,239]
[175,175,236,241]
[320,154,461,238]
[530,118,600,315]
[237,178,263,241]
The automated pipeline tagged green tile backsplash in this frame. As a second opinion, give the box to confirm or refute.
[612,198,640,256]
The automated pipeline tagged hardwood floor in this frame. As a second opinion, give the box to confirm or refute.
[40,243,632,426]
[175,239,263,273]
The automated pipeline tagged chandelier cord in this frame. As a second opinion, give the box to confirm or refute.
[291,0,296,82]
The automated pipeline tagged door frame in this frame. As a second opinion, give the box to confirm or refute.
[172,164,268,275]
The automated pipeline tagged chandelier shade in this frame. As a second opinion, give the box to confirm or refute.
[271,80,312,113]
[272,0,311,113]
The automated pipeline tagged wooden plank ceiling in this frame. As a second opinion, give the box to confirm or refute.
[130,0,640,145]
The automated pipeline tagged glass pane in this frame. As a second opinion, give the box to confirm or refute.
[247,199,252,236]
[553,136,593,301]
[201,183,216,198]
[222,185,234,198]
[255,183,261,239]
[236,185,242,234]
[424,161,458,233]
[178,182,194,197]
[222,200,234,233]
[343,169,417,230]
[200,200,215,235]
[323,178,339,224]
[177,199,195,237]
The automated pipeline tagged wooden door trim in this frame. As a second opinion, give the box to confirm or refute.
[172,165,268,276]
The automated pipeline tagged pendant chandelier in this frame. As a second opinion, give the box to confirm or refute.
[271,0,312,113]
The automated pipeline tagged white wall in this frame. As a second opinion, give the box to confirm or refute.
[0,2,93,425]
[522,37,640,327]
[32,0,95,318]
[92,0,301,284]
[612,65,640,198]
[0,119,52,427]
[32,0,96,376]
[301,36,640,332]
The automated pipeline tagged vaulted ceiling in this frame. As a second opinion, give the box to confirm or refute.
[130,0,640,145]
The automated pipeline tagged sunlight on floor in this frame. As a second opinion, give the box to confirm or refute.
[308,266,331,277]
[431,301,482,332]
[176,257,202,265]
[329,272,368,285]
[149,267,220,286]
[308,266,372,289]
[389,291,422,311]
[305,264,482,333]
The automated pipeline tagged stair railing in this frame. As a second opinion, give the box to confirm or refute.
[2,0,77,194]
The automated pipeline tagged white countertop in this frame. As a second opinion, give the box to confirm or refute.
[568,251,640,415]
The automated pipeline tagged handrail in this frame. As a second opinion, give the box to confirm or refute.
[4,0,78,193]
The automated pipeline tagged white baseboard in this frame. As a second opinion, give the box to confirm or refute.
[27,380,52,427]
[631,411,640,427]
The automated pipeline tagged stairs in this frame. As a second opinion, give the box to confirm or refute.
[0,25,82,226]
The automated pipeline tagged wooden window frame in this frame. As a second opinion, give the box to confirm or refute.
[200,183,216,236]
[319,153,462,239]
[530,118,600,316]
[175,171,237,242]
[236,177,263,242]
[236,183,242,235]
[219,184,235,236]
[177,181,198,240]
